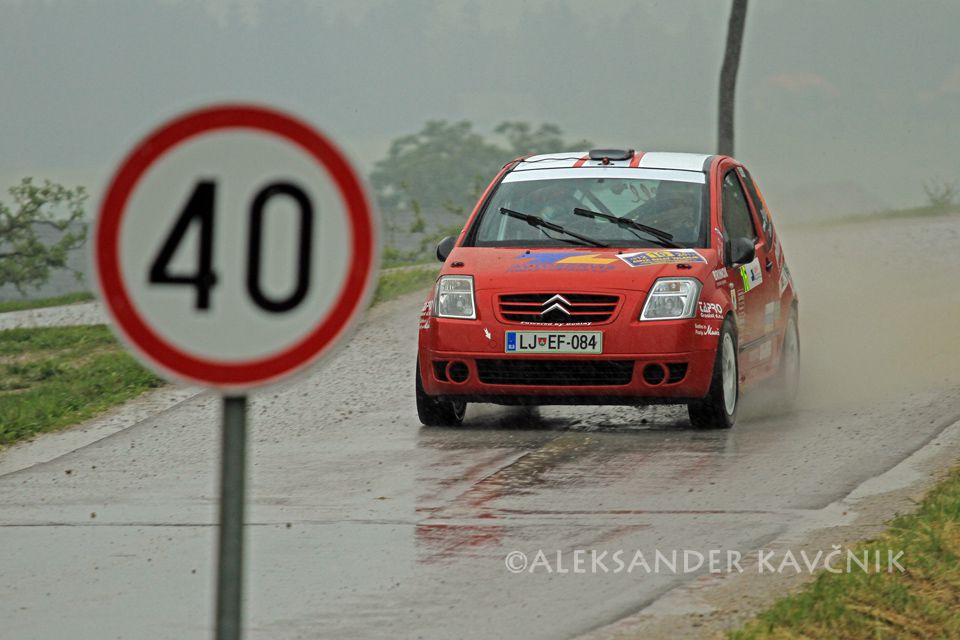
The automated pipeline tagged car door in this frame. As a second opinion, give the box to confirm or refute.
[719,168,777,378]
[739,166,786,361]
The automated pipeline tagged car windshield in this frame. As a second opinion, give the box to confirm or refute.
[471,171,707,248]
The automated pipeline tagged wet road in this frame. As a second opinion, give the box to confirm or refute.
[1,216,959,639]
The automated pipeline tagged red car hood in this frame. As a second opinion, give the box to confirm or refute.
[443,247,720,292]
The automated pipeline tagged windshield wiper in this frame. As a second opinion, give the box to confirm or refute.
[573,207,680,248]
[499,207,608,248]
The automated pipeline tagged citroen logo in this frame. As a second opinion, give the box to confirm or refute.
[541,294,571,316]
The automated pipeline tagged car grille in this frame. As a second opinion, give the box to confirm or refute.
[476,359,634,386]
[498,293,620,324]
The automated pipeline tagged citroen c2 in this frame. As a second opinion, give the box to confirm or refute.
[416,149,799,429]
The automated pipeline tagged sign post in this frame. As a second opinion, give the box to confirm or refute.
[93,104,379,639]
[217,396,247,640]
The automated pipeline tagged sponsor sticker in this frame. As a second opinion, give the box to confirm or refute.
[695,322,720,337]
[698,301,723,319]
[418,301,432,330]
[779,264,793,296]
[747,339,773,362]
[508,252,618,273]
[740,257,763,292]
[763,301,780,334]
[712,267,728,283]
[617,249,707,268]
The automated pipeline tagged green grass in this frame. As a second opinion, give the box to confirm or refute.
[730,466,960,639]
[381,253,439,270]
[372,265,438,305]
[0,325,162,445]
[0,291,95,314]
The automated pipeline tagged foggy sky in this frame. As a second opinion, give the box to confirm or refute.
[2,0,959,220]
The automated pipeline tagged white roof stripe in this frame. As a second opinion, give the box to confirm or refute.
[516,151,712,173]
[637,152,711,172]
[502,168,706,184]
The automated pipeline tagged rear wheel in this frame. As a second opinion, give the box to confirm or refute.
[773,310,800,411]
[688,318,738,429]
[416,358,466,426]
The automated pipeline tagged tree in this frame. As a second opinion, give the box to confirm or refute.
[718,0,748,157]
[0,178,88,294]
[371,119,590,227]
[370,120,504,217]
[922,179,958,208]
[371,119,593,263]
[494,122,590,157]
[370,119,592,264]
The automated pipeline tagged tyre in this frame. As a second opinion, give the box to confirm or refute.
[688,317,738,429]
[415,358,466,426]
[773,309,800,411]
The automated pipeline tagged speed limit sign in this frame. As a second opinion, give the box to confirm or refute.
[93,104,379,389]
[93,104,379,640]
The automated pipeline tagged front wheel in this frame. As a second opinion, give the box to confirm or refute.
[415,358,466,426]
[688,318,738,429]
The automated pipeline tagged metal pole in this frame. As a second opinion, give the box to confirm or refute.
[216,395,247,640]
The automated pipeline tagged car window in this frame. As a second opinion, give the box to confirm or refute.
[721,170,757,242]
[738,167,772,241]
[471,176,707,248]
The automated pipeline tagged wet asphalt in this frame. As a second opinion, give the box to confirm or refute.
[2,218,960,639]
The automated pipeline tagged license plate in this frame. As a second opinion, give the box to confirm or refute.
[504,331,603,354]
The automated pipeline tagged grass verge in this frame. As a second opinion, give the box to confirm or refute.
[0,325,162,445]
[372,265,438,305]
[0,291,95,314]
[730,466,960,639]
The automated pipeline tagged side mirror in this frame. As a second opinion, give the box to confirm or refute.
[436,236,457,262]
[726,237,756,266]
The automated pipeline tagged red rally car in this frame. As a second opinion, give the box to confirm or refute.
[416,149,799,429]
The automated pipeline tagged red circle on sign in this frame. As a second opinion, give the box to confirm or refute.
[94,104,378,389]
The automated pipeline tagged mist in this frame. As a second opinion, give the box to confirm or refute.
[2,0,960,221]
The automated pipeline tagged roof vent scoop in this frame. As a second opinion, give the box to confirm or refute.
[588,148,634,161]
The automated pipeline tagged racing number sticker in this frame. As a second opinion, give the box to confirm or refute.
[617,249,706,267]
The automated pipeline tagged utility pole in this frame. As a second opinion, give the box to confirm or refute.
[718,0,748,157]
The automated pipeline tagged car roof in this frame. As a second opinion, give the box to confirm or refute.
[513,151,714,173]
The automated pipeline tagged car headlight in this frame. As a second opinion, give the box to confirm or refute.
[434,275,476,319]
[640,278,702,321]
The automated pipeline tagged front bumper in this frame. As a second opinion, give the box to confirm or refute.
[419,313,718,404]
